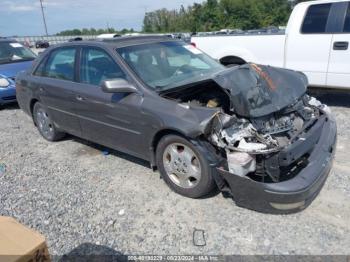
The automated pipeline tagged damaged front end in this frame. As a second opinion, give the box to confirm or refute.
[212,105,336,213]
[210,95,331,183]
[209,64,336,213]
[162,64,337,213]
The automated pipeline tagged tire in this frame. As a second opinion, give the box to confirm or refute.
[33,102,65,141]
[156,135,216,198]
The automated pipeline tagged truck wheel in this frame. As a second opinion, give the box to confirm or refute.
[33,102,65,141]
[156,135,216,198]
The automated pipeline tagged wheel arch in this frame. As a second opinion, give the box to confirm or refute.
[29,98,40,117]
[212,47,255,66]
[149,128,221,170]
[150,128,189,168]
[219,56,246,66]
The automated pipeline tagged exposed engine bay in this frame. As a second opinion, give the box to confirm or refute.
[209,95,329,183]
[161,80,231,113]
[161,64,331,184]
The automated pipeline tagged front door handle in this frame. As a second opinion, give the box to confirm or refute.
[333,41,348,50]
[76,95,85,101]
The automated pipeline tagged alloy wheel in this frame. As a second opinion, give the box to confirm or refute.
[36,108,54,139]
[162,143,202,189]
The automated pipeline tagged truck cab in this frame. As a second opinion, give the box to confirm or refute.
[192,0,350,89]
[286,0,350,88]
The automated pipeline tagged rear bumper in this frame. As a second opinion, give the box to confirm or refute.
[0,85,16,105]
[216,113,337,214]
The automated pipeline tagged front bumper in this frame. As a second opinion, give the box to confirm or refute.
[216,113,337,214]
[0,85,16,105]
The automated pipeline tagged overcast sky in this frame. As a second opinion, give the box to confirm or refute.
[0,0,204,36]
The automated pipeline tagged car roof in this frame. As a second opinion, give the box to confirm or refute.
[52,35,181,49]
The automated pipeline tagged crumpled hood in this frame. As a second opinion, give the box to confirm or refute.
[213,64,308,118]
[0,60,33,78]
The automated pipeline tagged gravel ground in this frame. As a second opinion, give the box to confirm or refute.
[0,90,349,257]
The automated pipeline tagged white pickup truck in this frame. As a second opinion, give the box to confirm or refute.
[192,0,350,89]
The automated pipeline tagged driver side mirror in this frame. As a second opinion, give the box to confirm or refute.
[101,79,138,94]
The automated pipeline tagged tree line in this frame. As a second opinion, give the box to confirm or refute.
[55,0,311,36]
[56,28,135,36]
[143,0,311,33]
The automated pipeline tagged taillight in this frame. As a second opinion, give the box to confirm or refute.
[190,42,196,48]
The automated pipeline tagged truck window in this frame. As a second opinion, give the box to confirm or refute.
[344,3,350,32]
[301,3,331,34]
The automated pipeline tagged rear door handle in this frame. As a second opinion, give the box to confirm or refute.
[76,95,86,101]
[333,41,348,50]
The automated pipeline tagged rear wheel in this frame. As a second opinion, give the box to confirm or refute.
[156,135,216,198]
[33,102,65,141]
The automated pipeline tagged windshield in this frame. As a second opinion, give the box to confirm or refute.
[0,42,37,65]
[117,41,224,91]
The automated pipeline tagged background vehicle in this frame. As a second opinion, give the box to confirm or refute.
[35,40,50,49]
[16,37,336,213]
[192,0,350,89]
[0,39,36,106]
[96,34,122,39]
[68,37,83,42]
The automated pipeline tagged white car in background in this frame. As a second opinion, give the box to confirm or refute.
[96,33,121,39]
[192,0,350,89]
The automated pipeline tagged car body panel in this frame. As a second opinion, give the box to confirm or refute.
[71,82,147,159]
[35,77,83,137]
[0,61,33,79]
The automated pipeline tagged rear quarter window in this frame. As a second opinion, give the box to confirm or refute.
[43,48,76,81]
[301,3,332,34]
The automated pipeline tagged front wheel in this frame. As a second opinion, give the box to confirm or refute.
[156,135,216,198]
[33,102,65,141]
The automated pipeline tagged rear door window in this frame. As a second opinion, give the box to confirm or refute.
[344,3,350,32]
[301,3,332,33]
[80,48,126,86]
[44,48,76,81]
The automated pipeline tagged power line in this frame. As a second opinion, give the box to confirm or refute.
[39,0,48,36]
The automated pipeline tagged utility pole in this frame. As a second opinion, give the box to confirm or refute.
[39,0,49,36]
